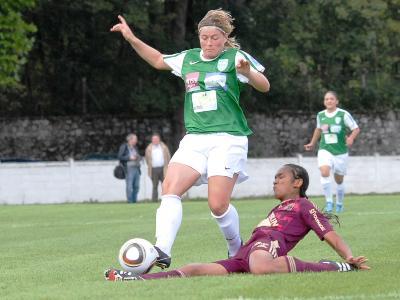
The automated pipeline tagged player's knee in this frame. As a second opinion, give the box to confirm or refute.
[161,177,175,194]
[320,169,330,177]
[335,176,344,184]
[209,202,229,216]
[250,263,274,275]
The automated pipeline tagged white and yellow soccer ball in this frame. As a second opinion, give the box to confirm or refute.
[118,238,158,275]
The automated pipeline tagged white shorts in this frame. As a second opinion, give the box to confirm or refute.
[170,133,249,185]
[317,149,349,176]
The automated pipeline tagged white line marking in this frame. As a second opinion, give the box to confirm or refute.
[224,291,400,300]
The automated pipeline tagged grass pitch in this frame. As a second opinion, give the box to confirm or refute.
[1,195,399,300]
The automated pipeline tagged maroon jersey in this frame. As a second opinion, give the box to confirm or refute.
[254,197,333,253]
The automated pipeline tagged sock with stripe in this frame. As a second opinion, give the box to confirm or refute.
[285,256,339,272]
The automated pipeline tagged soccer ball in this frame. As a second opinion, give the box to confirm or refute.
[118,238,158,275]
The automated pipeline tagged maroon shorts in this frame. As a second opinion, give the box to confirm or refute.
[215,229,287,273]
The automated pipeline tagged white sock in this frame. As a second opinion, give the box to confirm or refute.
[212,204,241,257]
[336,183,345,205]
[320,176,333,203]
[155,195,182,256]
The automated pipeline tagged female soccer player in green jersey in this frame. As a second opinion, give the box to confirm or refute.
[111,9,270,268]
[304,91,360,213]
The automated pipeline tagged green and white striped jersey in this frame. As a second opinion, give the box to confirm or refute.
[316,108,358,155]
[163,48,265,135]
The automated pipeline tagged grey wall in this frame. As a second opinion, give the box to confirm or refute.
[1,156,399,204]
[248,111,399,157]
[0,116,176,161]
[0,111,399,161]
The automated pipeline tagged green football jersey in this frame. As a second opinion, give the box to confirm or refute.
[163,48,265,135]
[317,108,358,155]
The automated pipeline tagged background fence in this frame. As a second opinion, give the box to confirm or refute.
[1,155,399,205]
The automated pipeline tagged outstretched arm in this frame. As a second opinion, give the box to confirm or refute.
[304,128,321,151]
[324,231,370,270]
[110,15,171,70]
[236,59,270,93]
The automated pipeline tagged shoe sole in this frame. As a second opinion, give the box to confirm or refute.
[153,246,171,269]
[155,260,170,269]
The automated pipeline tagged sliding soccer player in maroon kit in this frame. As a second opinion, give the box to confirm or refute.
[105,164,369,281]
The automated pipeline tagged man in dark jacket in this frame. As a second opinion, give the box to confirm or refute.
[118,133,141,203]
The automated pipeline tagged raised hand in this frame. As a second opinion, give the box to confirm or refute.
[236,59,251,77]
[110,15,135,41]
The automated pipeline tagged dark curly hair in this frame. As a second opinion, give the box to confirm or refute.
[284,163,339,225]
[284,164,309,198]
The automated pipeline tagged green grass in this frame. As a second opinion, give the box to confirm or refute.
[1,195,399,300]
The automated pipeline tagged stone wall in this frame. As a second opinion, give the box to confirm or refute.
[0,111,399,161]
[247,110,399,157]
[0,116,176,161]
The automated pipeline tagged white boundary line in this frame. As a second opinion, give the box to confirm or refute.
[224,291,400,300]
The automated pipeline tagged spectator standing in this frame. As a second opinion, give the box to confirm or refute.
[118,133,141,203]
[145,133,171,201]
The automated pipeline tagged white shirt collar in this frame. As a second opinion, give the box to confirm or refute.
[324,109,339,118]
[199,49,226,62]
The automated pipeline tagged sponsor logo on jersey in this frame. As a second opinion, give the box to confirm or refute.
[204,72,227,90]
[217,59,229,72]
[282,203,295,211]
[309,208,326,231]
[189,60,200,65]
[311,201,321,211]
[335,117,342,124]
[321,124,329,133]
[257,212,278,228]
[330,125,342,133]
[185,72,200,92]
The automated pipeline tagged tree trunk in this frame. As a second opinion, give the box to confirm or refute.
[164,0,190,150]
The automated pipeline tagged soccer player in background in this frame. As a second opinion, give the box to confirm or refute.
[304,91,360,213]
[111,9,270,268]
[105,164,369,281]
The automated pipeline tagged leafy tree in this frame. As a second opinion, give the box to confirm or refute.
[0,0,36,88]
[246,0,400,112]
[0,0,399,116]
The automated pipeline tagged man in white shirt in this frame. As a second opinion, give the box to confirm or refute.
[145,133,171,201]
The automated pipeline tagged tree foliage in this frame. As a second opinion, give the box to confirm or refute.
[248,0,400,112]
[0,0,36,88]
[1,0,399,116]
